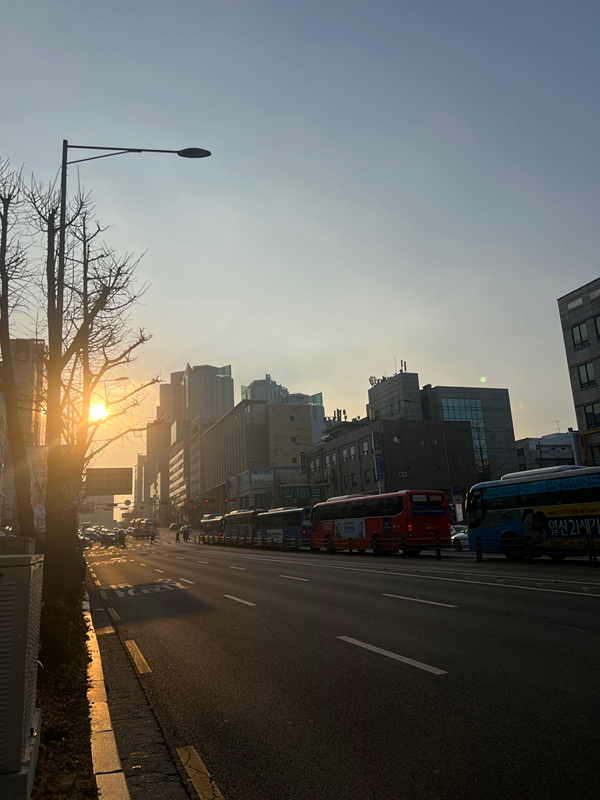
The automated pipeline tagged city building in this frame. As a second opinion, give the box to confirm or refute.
[242,374,326,442]
[169,419,190,517]
[515,431,581,471]
[365,371,517,481]
[202,401,312,508]
[558,278,600,465]
[0,339,46,530]
[133,454,146,507]
[310,418,478,499]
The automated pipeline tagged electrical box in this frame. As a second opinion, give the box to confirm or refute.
[0,554,44,799]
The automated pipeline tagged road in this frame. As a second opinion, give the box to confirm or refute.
[87,532,600,800]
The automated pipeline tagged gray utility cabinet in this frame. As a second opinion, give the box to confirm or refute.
[0,554,44,800]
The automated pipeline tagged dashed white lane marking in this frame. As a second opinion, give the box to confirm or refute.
[94,579,101,587]
[155,569,165,573]
[100,591,108,600]
[338,636,447,676]
[129,559,135,562]
[197,560,210,564]
[382,593,457,608]
[140,563,146,567]
[280,575,310,582]
[177,557,185,560]
[224,594,256,607]
[229,566,247,571]
[108,607,121,621]
[179,578,195,584]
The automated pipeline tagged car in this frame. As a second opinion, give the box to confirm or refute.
[169,522,179,531]
[451,525,469,551]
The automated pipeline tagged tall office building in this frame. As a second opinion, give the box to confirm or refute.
[242,374,326,443]
[558,278,600,465]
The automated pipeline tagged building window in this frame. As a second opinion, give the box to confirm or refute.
[591,446,600,467]
[291,437,296,442]
[585,402,600,429]
[364,468,372,484]
[290,416,295,421]
[332,453,337,465]
[310,460,315,472]
[420,440,425,445]
[292,457,297,464]
[572,322,589,350]
[315,458,320,469]
[344,475,350,489]
[351,473,357,487]
[596,316,600,339]
[342,448,348,462]
[516,447,524,456]
[362,441,369,456]
[579,362,596,389]
[349,445,356,460]
[325,454,330,468]
[432,439,438,445]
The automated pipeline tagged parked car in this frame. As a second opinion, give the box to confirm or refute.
[169,522,179,531]
[451,525,469,551]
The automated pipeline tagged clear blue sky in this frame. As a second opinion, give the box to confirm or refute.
[3,0,600,466]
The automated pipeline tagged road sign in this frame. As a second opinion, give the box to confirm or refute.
[300,451,307,474]
[85,467,133,496]
[453,485,462,495]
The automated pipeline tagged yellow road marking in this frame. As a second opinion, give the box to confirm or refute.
[108,607,121,621]
[177,746,224,800]
[125,640,152,674]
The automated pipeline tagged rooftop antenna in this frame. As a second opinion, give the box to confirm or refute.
[556,420,561,433]
[394,356,397,375]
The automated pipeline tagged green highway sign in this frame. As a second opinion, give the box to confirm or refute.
[281,485,325,500]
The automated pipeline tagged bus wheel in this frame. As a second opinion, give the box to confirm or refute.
[324,536,334,555]
[371,535,382,557]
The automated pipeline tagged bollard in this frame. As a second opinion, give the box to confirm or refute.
[349,538,353,556]
[587,535,598,567]
[476,536,483,562]
[525,535,533,563]
[401,537,408,559]
[271,536,274,551]
[295,537,299,552]
[435,536,441,561]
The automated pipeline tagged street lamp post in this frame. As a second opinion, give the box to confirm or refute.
[46,140,211,562]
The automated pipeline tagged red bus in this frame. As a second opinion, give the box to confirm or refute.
[311,491,451,555]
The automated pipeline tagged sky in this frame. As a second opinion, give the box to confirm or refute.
[2,0,600,473]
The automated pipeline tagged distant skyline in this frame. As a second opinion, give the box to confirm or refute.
[3,0,599,472]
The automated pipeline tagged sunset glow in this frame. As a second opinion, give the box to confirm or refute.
[89,403,108,422]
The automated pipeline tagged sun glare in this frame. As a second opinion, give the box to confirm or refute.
[89,403,109,422]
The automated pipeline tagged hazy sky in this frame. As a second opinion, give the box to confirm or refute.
[3,0,600,469]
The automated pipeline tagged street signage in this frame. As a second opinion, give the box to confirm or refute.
[300,451,307,474]
[281,485,325,500]
[85,467,133,496]
[453,484,462,495]
[374,453,384,480]
[372,431,381,451]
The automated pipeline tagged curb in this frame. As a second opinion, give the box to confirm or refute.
[84,596,131,800]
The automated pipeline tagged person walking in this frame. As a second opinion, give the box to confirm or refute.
[150,529,156,544]
[175,529,180,543]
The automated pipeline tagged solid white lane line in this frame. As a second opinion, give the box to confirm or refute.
[179,578,195,584]
[338,636,447,676]
[280,575,310,582]
[197,560,210,564]
[224,594,256,607]
[229,566,247,571]
[382,593,457,608]
[155,569,165,573]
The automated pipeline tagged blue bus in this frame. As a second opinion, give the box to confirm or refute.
[256,507,313,548]
[222,509,263,544]
[465,465,600,561]
[200,514,224,540]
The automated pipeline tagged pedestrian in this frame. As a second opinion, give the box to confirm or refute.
[175,529,180,543]
[151,530,156,544]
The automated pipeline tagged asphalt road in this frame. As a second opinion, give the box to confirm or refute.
[86,533,600,800]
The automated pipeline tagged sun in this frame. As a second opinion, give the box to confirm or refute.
[89,403,109,421]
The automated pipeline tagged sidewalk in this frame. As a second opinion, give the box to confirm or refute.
[85,578,191,800]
